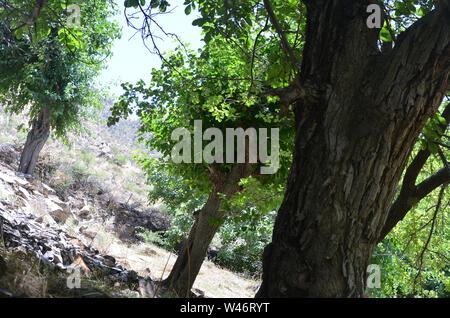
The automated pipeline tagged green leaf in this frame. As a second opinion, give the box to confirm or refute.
[185,4,192,15]
[150,0,159,8]
[428,142,439,154]
[380,27,392,42]
[192,18,204,26]
[437,115,447,125]
[124,0,139,8]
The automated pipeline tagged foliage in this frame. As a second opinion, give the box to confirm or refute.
[117,0,449,293]
[136,227,166,246]
[370,122,450,298]
[215,208,276,276]
[140,157,280,275]
[108,33,295,255]
[0,0,121,140]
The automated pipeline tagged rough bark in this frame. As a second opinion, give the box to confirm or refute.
[164,164,250,297]
[18,108,52,176]
[378,104,450,242]
[257,0,449,297]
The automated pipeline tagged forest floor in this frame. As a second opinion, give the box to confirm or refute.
[0,108,259,298]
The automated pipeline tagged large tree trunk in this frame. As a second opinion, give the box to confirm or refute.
[257,1,449,297]
[18,108,52,176]
[164,164,250,297]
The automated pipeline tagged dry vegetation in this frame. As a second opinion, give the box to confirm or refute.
[0,106,259,298]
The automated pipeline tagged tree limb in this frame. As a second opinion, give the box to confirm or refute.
[413,184,446,295]
[263,0,301,70]
[26,0,48,27]
[378,103,450,242]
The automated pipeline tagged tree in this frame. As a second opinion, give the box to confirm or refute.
[109,38,294,296]
[255,1,449,297]
[124,0,449,297]
[0,0,120,175]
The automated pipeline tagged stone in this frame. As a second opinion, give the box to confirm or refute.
[17,187,31,201]
[103,255,116,267]
[23,182,38,192]
[0,289,14,298]
[0,143,19,164]
[45,198,71,224]
[79,227,97,240]
[138,277,156,298]
[41,183,56,196]
[0,172,16,184]
[13,177,29,188]
[48,195,64,206]
[0,154,158,298]
[77,205,91,219]
[36,214,58,226]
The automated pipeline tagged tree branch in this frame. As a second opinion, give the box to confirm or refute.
[263,0,301,70]
[413,184,446,295]
[26,0,48,27]
[378,103,450,242]
[376,2,450,118]
[415,167,450,201]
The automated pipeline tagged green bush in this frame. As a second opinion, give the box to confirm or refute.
[136,227,166,246]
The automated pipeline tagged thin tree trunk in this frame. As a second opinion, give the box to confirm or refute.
[257,1,449,297]
[18,108,51,175]
[164,190,225,297]
[164,164,250,297]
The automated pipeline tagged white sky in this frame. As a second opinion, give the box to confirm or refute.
[98,0,203,99]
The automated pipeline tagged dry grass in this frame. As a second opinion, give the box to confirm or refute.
[0,109,260,298]
[0,250,50,297]
[101,239,259,298]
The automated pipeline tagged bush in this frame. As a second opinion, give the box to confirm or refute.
[136,227,166,246]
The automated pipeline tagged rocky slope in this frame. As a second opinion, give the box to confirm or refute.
[0,108,259,298]
[0,146,258,297]
[0,152,161,297]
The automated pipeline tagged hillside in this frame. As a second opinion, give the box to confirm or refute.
[0,108,259,298]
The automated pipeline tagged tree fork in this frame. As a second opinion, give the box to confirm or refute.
[163,164,251,297]
[257,1,449,297]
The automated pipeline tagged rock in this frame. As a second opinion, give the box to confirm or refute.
[79,227,97,240]
[0,143,19,165]
[0,172,17,184]
[0,157,158,297]
[207,244,220,260]
[0,289,14,298]
[103,255,116,267]
[44,198,71,224]
[22,182,38,192]
[50,209,71,224]
[17,187,31,201]
[77,205,91,219]
[47,195,64,206]
[13,176,29,188]
[138,277,156,297]
[36,214,58,226]
[44,198,63,213]
[193,288,205,297]
[69,286,110,298]
[41,183,56,196]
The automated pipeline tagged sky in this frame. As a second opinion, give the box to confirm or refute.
[98,0,203,100]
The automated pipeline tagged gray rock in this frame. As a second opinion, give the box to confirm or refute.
[77,205,91,219]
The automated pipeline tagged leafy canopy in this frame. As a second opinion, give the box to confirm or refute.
[0,0,121,138]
